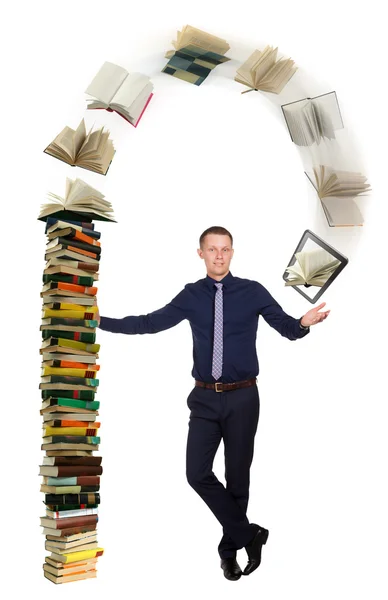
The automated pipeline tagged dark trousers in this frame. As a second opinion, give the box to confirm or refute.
[186,382,260,559]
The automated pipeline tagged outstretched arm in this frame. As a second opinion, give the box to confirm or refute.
[257,282,311,340]
[96,287,189,334]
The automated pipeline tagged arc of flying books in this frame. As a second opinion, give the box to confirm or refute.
[37,179,114,583]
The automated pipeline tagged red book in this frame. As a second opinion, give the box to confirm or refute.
[42,515,98,529]
[96,92,153,127]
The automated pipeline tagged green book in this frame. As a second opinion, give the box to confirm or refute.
[42,274,95,286]
[41,389,95,400]
[41,329,96,343]
[41,397,100,410]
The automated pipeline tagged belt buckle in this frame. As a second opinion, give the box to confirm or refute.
[215,382,223,393]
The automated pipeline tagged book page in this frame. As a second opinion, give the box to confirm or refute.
[110,72,150,110]
[51,126,76,159]
[295,248,340,280]
[85,62,128,105]
[175,25,230,55]
[74,119,86,156]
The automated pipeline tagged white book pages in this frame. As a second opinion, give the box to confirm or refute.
[110,72,151,111]
[85,62,128,105]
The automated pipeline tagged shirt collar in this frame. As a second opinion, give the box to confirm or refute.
[205,271,235,290]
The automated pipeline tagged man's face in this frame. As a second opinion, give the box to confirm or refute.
[197,234,234,279]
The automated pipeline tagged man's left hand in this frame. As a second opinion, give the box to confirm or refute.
[301,302,330,327]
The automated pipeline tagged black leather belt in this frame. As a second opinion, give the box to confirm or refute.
[195,378,257,393]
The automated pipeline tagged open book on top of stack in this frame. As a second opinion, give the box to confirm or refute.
[281,92,343,146]
[305,165,371,226]
[85,62,153,127]
[162,24,231,85]
[38,177,116,224]
[235,46,297,94]
[44,119,115,176]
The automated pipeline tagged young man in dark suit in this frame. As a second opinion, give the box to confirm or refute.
[96,226,329,581]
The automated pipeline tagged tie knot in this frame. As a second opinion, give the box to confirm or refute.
[214,283,223,290]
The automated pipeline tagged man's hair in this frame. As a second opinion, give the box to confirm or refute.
[199,226,233,249]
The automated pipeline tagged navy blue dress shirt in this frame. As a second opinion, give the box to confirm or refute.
[99,271,310,383]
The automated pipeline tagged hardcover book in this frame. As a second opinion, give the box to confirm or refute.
[44,119,115,175]
[85,61,153,127]
[163,24,230,85]
[235,46,297,94]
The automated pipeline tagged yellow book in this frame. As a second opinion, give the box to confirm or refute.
[41,337,100,353]
[42,308,98,319]
[44,303,98,311]
[49,547,104,564]
[43,426,99,436]
[41,367,98,378]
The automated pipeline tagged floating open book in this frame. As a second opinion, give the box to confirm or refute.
[281,92,343,146]
[235,46,297,94]
[44,119,115,175]
[38,178,116,223]
[283,229,348,303]
[85,62,153,127]
[162,24,230,85]
[305,165,371,227]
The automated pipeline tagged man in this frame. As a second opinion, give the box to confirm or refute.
[96,226,330,581]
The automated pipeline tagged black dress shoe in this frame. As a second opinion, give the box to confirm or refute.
[220,557,243,581]
[243,526,269,575]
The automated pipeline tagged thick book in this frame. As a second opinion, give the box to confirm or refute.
[42,434,100,444]
[42,274,96,286]
[40,375,99,386]
[42,443,99,451]
[38,177,116,223]
[40,337,99,353]
[40,484,100,494]
[41,359,99,370]
[45,531,97,546]
[41,318,97,330]
[43,426,99,436]
[41,281,98,296]
[47,227,101,247]
[42,524,97,537]
[45,245,100,264]
[41,330,96,344]
[45,507,99,518]
[40,515,98,529]
[42,352,97,364]
[45,493,100,505]
[162,25,230,86]
[40,465,103,476]
[41,393,97,406]
[85,62,154,127]
[47,547,104,564]
[43,456,102,466]
[281,92,343,146]
[44,261,99,273]
[40,324,97,335]
[41,368,98,379]
[45,541,98,557]
[42,309,97,321]
[45,450,95,457]
[42,297,98,307]
[235,46,297,94]
[46,236,101,257]
[46,218,100,238]
[44,118,115,175]
[43,567,97,584]
[282,229,349,304]
[43,415,98,425]
[43,475,100,486]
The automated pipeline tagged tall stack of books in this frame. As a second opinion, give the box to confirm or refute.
[38,180,115,583]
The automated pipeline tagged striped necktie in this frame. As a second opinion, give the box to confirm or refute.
[211,282,223,380]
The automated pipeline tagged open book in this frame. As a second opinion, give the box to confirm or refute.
[38,178,116,223]
[44,119,115,175]
[235,46,297,94]
[281,92,343,146]
[283,229,348,303]
[284,248,341,286]
[85,62,153,127]
[162,25,231,85]
[305,165,371,226]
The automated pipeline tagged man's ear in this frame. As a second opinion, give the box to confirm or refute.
[197,248,203,259]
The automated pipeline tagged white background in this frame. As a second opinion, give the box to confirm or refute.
[1,1,387,597]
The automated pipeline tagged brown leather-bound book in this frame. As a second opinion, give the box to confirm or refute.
[42,523,97,537]
[42,475,100,485]
[40,465,103,476]
[42,456,102,466]
[40,514,98,529]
